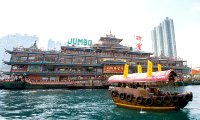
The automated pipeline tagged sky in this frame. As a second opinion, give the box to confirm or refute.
[0,0,200,67]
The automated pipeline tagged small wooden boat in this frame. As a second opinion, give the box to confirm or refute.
[108,70,193,111]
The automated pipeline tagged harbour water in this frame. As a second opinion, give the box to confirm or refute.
[0,85,200,120]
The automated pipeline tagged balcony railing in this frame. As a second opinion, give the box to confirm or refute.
[6,71,103,75]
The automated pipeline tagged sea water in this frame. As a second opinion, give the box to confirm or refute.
[0,85,200,120]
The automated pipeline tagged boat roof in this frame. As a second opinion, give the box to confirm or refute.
[108,70,177,83]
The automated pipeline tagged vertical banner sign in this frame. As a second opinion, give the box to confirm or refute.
[123,64,129,78]
[135,35,143,51]
[147,60,153,77]
[137,65,142,73]
[198,69,200,75]
[158,64,162,72]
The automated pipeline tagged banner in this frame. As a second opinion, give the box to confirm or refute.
[158,64,162,72]
[103,65,124,73]
[147,60,153,77]
[191,69,196,75]
[135,35,143,51]
[137,65,142,73]
[123,64,129,78]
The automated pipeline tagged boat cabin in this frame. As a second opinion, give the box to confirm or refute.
[108,70,193,111]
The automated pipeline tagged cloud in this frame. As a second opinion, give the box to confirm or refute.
[191,2,200,13]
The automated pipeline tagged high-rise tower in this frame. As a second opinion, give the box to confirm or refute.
[151,17,177,58]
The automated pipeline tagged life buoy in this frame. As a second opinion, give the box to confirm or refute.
[111,90,118,97]
[145,98,154,106]
[126,94,133,102]
[136,96,143,104]
[184,94,190,102]
[172,95,179,103]
[163,96,171,104]
[155,96,162,105]
[119,93,126,100]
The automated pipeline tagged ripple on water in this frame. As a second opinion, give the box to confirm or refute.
[0,87,200,119]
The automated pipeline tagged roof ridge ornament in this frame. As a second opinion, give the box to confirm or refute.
[33,40,37,47]
[107,30,115,38]
[29,40,38,50]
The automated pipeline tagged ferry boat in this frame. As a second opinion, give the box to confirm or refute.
[0,32,189,89]
[108,70,193,111]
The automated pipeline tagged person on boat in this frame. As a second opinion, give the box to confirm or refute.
[155,88,160,96]
[146,86,150,91]
[121,83,126,87]
[145,87,151,96]
[136,82,140,88]
[117,82,122,87]
[132,83,137,89]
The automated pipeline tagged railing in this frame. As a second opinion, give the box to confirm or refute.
[26,80,74,85]
[1,78,14,82]
[6,60,102,66]
[9,71,103,75]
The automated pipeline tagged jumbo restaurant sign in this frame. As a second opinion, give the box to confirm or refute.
[103,65,124,73]
[67,38,92,46]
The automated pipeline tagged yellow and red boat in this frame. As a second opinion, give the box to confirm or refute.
[108,70,193,111]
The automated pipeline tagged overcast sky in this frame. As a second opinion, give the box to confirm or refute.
[0,0,200,67]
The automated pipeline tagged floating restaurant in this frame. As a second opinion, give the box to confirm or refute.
[0,32,189,89]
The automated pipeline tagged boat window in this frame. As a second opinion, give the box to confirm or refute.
[111,83,118,87]
[28,54,43,62]
[29,65,41,72]
[50,77,56,81]
[12,53,28,62]
[42,77,48,81]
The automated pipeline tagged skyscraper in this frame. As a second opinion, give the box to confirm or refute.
[151,28,158,56]
[47,39,63,51]
[151,17,177,58]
